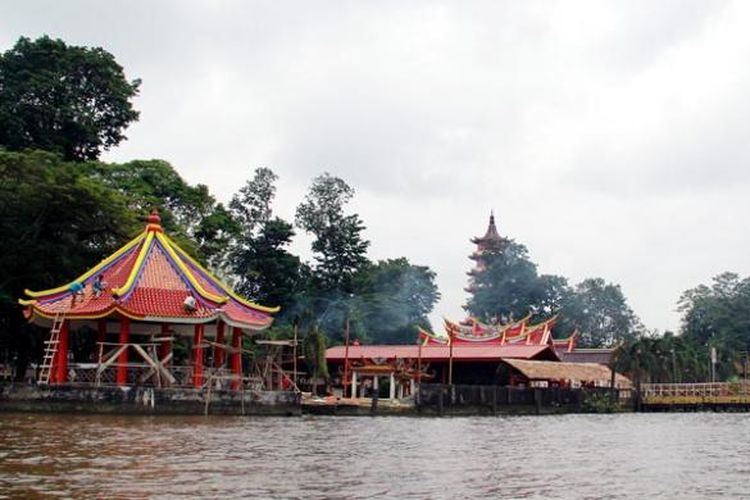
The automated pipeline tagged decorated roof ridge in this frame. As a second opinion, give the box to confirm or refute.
[417,326,449,346]
[153,232,227,304]
[20,209,279,318]
[519,313,557,331]
[111,231,155,298]
[447,312,532,336]
[168,234,280,313]
[21,230,146,301]
[551,328,578,343]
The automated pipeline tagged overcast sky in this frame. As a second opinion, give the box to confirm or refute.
[3,1,750,334]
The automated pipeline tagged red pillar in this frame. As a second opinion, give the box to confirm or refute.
[55,320,70,384]
[158,323,172,364]
[214,321,226,368]
[193,324,205,388]
[230,327,242,391]
[117,317,130,386]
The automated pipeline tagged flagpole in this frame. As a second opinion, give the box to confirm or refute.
[448,330,454,386]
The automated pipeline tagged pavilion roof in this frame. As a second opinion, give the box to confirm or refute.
[19,211,278,330]
[502,358,631,388]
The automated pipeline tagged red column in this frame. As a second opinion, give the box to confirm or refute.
[55,320,70,384]
[117,317,130,386]
[214,321,226,368]
[193,324,205,388]
[230,327,242,391]
[158,323,171,364]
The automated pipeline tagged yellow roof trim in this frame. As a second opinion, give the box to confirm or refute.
[24,231,146,298]
[155,232,228,305]
[28,305,145,323]
[168,235,280,313]
[112,231,155,297]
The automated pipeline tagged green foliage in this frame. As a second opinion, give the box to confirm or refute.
[230,168,307,311]
[0,150,138,304]
[581,389,619,413]
[354,258,440,344]
[303,324,329,380]
[0,36,140,161]
[230,167,277,234]
[612,332,708,384]
[558,278,642,348]
[83,159,235,267]
[678,272,750,380]
[233,217,308,310]
[295,173,370,292]
[466,232,641,347]
[466,239,545,322]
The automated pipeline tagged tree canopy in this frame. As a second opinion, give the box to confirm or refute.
[0,36,140,161]
[464,228,642,347]
[295,173,370,293]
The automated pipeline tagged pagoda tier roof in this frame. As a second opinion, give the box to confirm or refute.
[470,212,503,245]
[20,211,277,330]
[326,344,557,362]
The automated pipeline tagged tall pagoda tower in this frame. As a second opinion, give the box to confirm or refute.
[465,211,509,294]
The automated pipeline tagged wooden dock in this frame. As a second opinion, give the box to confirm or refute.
[641,382,750,411]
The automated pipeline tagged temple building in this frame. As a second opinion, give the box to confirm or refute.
[19,210,279,390]
[325,213,627,399]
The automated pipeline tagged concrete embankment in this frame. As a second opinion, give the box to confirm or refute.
[0,383,300,416]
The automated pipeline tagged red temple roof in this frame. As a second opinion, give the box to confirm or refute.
[326,344,557,362]
[19,211,277,330]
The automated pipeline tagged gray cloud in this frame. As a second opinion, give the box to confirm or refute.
[3,0,750,333]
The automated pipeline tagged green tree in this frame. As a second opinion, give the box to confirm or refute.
[354,258,440,344]
[233,217,308,311]
[678,272,750,380]
[465,240,544,322]
[230,168,306,312]
[295,173,369,292]
[230,167,277,234]
[558,278,642,347]
[0,150,138,378]
[0,36,140,161]
[84,159,235,268]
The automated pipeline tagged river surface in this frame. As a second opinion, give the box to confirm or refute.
[1,412,749,499]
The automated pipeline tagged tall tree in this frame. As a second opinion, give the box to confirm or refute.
[230,167,277,234]
[0,36,140,161]
[230,168,306,312]
[233,217,308,311]
[295,173,369,292]
[0,150,138,378]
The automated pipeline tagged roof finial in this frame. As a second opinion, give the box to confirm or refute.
[146,208,163,232]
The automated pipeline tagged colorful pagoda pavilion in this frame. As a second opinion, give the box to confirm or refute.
[19,210,278,389]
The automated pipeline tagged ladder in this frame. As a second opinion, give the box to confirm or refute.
[38,312,65,385]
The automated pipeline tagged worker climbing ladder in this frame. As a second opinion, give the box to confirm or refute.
[38,312,65,385]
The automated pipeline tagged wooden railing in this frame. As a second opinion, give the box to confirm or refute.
[642,382,750,405]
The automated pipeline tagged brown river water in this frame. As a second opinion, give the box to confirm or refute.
[1,412,749,499]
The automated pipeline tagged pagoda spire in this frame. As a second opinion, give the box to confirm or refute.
[465,211,507,293]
